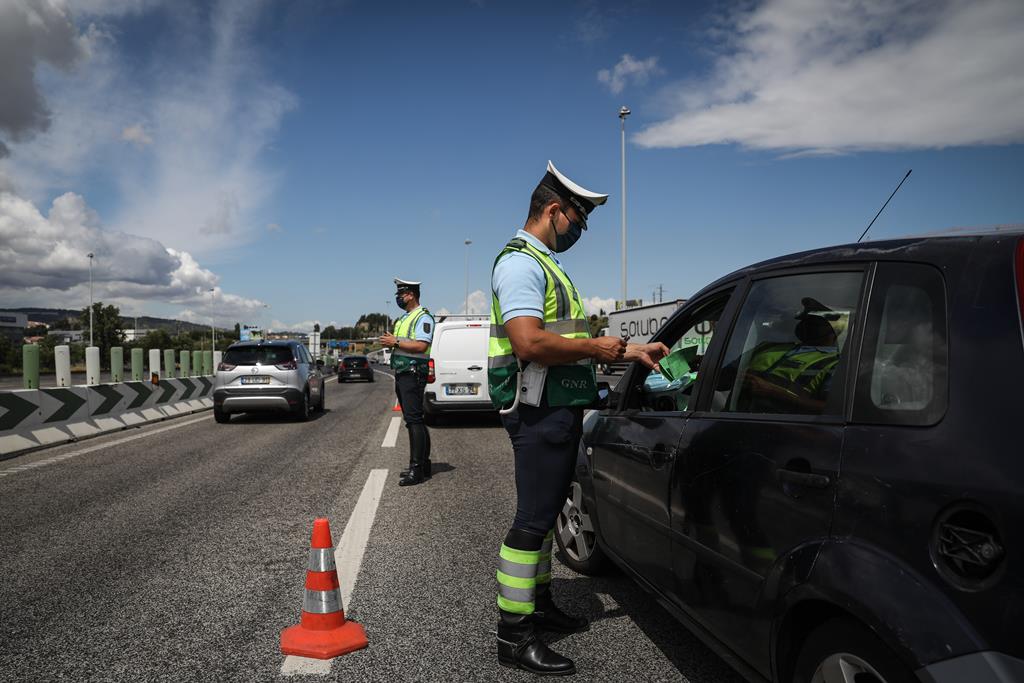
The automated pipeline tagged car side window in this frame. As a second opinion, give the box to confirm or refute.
[853,263,947,426]
[297,346,309,364]
[711,271,864,417]
[631,291,733,413]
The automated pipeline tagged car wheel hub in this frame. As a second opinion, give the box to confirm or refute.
[811,653,887,683]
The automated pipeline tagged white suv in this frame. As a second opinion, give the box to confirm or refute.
[423,316,494,424]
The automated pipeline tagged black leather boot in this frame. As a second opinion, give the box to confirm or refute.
[496,610,575,676]
[399,425,426,486]
[422,425,432,478]
[534,586,589,634]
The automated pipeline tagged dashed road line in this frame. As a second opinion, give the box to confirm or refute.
[381,416,402,448]
[281,468,389,677]
[0,414,212,478]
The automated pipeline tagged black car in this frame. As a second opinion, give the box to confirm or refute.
[338,355,374,382]
[557,229,1024,683]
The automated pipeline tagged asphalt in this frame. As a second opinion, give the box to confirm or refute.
[0,367,742,682]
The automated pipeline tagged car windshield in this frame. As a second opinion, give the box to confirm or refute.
[223,346,294,366]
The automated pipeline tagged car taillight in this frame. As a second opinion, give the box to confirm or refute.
[276,359,298,370]
[427,358,435,384]
[217,362,235,371]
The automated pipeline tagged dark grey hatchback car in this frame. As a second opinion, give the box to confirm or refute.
[556,229,1024,683]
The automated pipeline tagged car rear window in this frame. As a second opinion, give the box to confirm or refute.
[853,262,948,426]
[436,326,487,361]
[343,357,367,366]
[223,346,294,366]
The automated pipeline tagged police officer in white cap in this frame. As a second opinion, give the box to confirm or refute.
[381,278,435,486]
[488,162,669,675]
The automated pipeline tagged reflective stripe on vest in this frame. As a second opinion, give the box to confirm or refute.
[393,307,432,359]
[487,238,596,409]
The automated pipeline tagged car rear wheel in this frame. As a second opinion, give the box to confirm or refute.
[316,383,326,412]
[294,390,310,422]
[213,406,229,423]
[793,618,915,683]
[554,479,608,575]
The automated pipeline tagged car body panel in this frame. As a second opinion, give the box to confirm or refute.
[213,340,323,414]
[424,316,494,415]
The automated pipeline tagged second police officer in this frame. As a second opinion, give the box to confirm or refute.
[380,278,434,487]
[488,162,669,675]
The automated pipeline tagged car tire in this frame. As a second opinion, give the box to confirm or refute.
[294,390,310,422]
[554,478,609,575]
[369,375,375,383]
[213,406,229,423]
[316,383,326,412]
[792,618,915,683]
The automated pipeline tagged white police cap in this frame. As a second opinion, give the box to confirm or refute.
[539,160,609,226]
[394,278,421,293]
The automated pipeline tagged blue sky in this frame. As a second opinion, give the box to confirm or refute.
[1,0,1022,331]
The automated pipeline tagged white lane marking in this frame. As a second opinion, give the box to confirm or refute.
[280,468,388,677]
[336,468,388,608]
[381,416,402,448]
[0,414,212,478]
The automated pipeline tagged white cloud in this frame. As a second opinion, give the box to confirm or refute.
[433,308,452,317]
[636,0,1024,152]
[598,54,661,95]
[582,296,616,317]
[460,289,489,315]
[0,1,297,256]
[266,222,282,233]
[121,123,152,147]
[0,189,265,325]
[269,319,341,332]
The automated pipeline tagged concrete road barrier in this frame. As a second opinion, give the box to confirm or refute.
[0,376,215,459]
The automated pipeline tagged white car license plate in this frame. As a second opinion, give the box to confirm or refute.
[241,376,270,385]
[445,384,478,396]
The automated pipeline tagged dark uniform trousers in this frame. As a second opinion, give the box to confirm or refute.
[501,403,584,547]
[395,369,431,469]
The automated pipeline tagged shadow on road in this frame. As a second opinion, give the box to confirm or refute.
[224,408,332,424]
[543,573,744,682]
[427,412,503,429]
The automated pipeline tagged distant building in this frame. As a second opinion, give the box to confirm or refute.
[48,330,85,343]
[123,328,155,342]
[0,311,28,343]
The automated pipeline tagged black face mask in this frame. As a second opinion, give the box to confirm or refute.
[550,209,585,253]
[395,294,408,310]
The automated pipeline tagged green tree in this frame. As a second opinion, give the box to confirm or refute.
[140,329,174,351]
[79,302,124,368]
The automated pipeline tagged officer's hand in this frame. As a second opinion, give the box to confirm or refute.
[590,336,627,363]
[380,332,398,348]
[625,342,671,370]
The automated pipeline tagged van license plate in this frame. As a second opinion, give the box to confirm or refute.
[445,384,478,396]
[241,376,270,385]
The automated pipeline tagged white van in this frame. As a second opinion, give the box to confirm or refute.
[423,315,494,423]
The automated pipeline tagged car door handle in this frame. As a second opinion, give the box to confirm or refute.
[777,469,831,488]
[467,365,483,371]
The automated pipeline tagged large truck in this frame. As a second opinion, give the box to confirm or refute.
[600,300,686,374]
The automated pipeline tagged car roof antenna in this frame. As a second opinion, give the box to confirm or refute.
[858,169,912,243]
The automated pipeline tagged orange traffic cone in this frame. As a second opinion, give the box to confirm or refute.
[280,518,368,659]
[392,400,402,412]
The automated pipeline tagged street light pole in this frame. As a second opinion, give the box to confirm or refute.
[619,105,630,309]
[464,239,472,314]
[87,252,95,346]
[208,288,216,352]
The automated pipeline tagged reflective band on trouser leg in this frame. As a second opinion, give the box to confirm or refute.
[497,543,539,614]
[536,530,554,585]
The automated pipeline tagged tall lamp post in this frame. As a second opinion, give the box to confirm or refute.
[464,239,472,314]
[208,288,216,352]
[619,105,630,309]
[87,252,95,347]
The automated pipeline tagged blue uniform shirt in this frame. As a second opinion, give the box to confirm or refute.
[396,306,434,343]
[492,230,570,322]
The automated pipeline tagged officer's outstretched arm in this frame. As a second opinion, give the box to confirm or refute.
[504,317,625,366]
